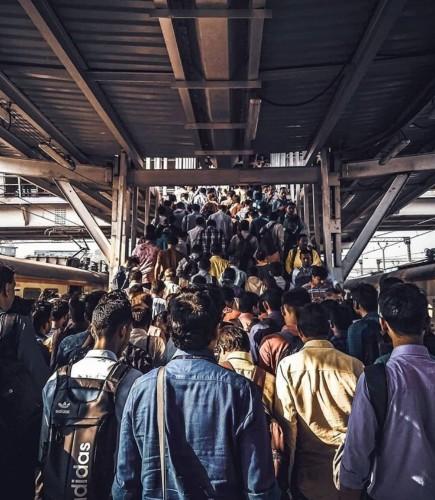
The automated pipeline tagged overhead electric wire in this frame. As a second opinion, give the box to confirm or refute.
[0,184,83,227]
[260,68,345,107]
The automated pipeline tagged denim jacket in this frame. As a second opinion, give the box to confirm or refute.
[112,348,278,500]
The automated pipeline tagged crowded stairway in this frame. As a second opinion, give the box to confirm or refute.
[0,184,434,500]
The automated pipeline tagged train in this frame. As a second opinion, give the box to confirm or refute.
[0,255,108,300]
[345,260,435,318]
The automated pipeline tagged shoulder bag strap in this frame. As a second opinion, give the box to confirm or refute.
[252,366,267,391]
[157,366,167,500]
[364,363,388,445]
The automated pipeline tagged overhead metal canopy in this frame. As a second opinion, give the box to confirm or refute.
[0,0,435,251]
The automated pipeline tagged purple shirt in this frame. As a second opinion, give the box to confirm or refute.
[340,344,435,500]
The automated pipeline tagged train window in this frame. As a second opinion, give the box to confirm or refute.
[23,287,41,301]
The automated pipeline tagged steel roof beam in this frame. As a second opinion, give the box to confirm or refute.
[55,179,111,263]
[185,123,246,130]
[130,166,320,187]
[18,0,144,168]
[0,125,37,159]
[342,174,409,279]
[0,72,89,164]
[0,157,111,189]
[154,0,202,150]
[304,0,407,166]
[172,81,261,89]
[149,9,272,19]
[343,153,435,179]
[194,149,253,156]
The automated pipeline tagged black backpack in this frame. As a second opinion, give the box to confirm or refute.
[0,313,42,430]
[41,362,129,500]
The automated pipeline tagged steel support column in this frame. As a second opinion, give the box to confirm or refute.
[320,150,333,271]
[320,151,343,279]
[312,185,321,248]
[302,184,311,237]
[130,186,139,254]
[55,180,111,263]
[342,174,409,279]
[109,152,128,281]
[144,187,151,227]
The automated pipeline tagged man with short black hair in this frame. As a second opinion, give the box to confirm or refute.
[248,289,283,363]
[347,283,381,365]
[285,234,322,274]
[182,203,201,232]
[0,263,50,499]
[303,265,331,303]
[38,292,141,499]
[113,290,277,499]
[259,288,311,374]
[340,284,435,500]
[276,303,363,500]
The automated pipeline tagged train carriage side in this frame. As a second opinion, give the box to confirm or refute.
[0,255,107,300]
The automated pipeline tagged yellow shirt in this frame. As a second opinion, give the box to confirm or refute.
[221,351,275,414]
[285,247,322,274]
[209,255,229,279]
[274,339,363,497]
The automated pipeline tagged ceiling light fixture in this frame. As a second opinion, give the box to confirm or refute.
[245,98,261,142]
[39,142,76,170]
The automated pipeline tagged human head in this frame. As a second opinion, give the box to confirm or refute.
[297,234,309,250]
[129,269,143,285]
[300,249,313,268]
[378,283,428,339]
[269,261,283,277]
[0,263,15,312]
[168,290,220,350]
[198,256,211,273]
[176,201,185,210]
[260,289,282,314]
[131,302,152,330]
[322,301,353,336]
[297,303,330,340]
[255,249,267,263]
[151,280,166,298]
[164,268,176,281]
[239,291,258,314]
[239,219,250,232]
[207,219,216,228]
[145,224,156,241]
[191,244,203,257]
[84,290,107,322]
[51,299,69,327]
[351,283,378,316]
[196,216,205,227]
[281,288,311,326]
[167,234,178,247]
[192,203,200,213]
[379,276,403,295]
[217,324,250,356]
[259,201,269,215]
[69,294,86,324]
[311,265,328,287]
[221,267,236,284]
[286,202,296,216]
[32,301,52,335]
[91,291,133,355]
[211,244,221,256]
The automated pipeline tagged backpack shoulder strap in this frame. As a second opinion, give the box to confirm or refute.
[104,361,129,394]
[252,366,267,391]
[364,363,388,439]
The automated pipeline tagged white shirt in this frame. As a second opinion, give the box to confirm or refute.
[70,349,117,379]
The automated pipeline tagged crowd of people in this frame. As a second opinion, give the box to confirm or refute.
[0,184,434,500]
